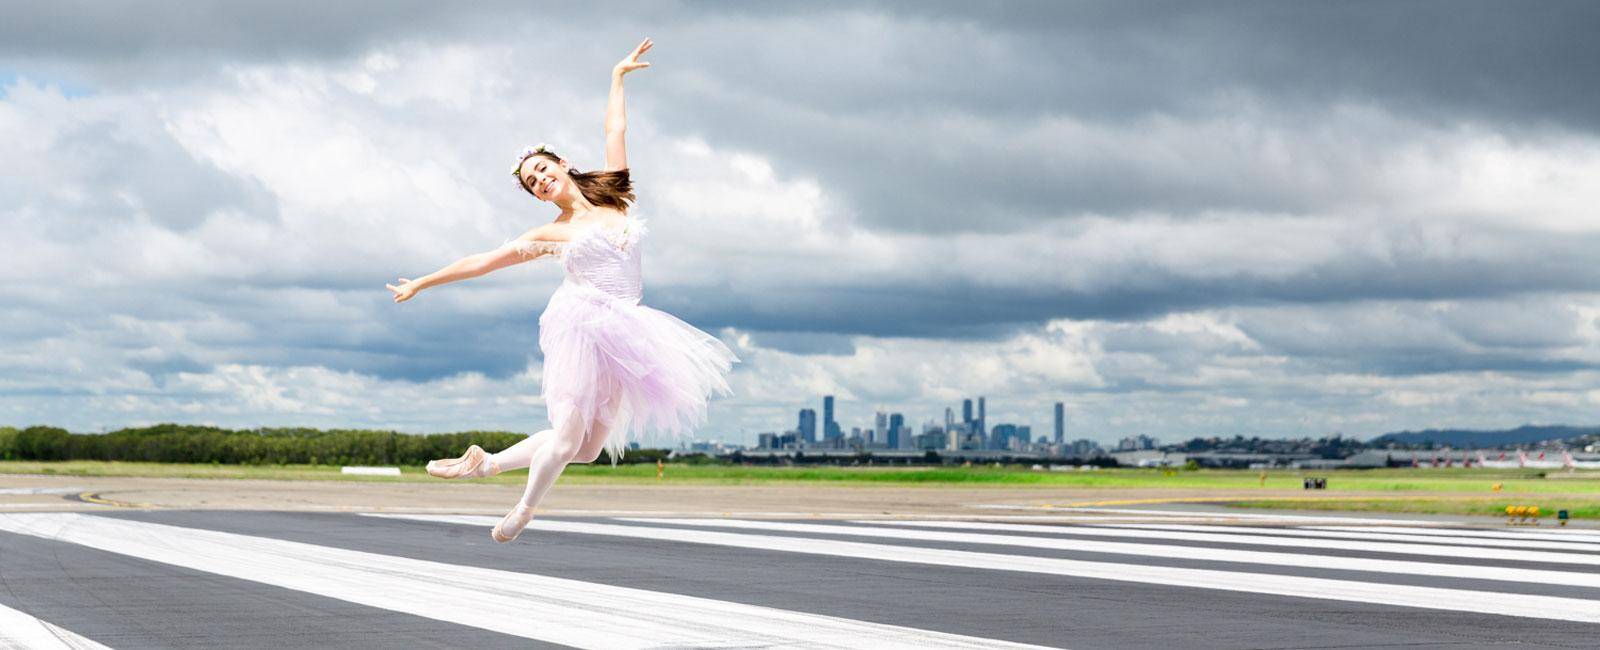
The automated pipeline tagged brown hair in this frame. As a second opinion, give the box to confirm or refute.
[519,150,635,210]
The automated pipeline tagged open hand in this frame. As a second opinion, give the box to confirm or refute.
[387,277,420,303]
[613,37,653,77]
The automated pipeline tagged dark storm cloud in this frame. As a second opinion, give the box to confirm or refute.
[9,2,1598,233]
[656,223,1600,344]
[19,1,1594,127]
[0,0,482,61]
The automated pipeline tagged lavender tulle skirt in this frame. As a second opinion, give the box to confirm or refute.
[538,279,738,464]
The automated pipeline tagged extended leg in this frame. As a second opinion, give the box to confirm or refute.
[488,428,556,471]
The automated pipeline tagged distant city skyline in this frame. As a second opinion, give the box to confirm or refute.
[754,393,1094,453]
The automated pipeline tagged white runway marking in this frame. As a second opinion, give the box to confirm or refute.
[1306,525,1600,543]
[854,519,1600,566]
[972,505,1439,525]
[0,487,84,495]
[1098,523,1600,552]
[0,513,1043,650]
[367,513,1600,623]
[615,517,1600,589]
[0,601,111,649]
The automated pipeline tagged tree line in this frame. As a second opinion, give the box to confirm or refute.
[0,424,672,466]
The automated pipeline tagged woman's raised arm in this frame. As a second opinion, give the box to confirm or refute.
[605,37,652,172]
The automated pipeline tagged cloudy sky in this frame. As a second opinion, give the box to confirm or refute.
[4,1,1599,445]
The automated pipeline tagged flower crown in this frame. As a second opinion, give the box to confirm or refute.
[511,143,554,179]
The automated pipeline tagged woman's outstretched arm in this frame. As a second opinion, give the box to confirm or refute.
[387,226,566,303]
[605,37,652,172]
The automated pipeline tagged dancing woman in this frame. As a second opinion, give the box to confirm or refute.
[386,38,738,543]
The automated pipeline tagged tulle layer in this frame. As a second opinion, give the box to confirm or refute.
[538,279,738,464]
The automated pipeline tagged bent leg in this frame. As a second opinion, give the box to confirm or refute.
[570,417,612,464]
[495,384,627,540]
[571,383,625,464]
[517,412,590,509]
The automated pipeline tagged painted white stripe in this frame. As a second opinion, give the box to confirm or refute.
[367,513,1600,623]
[1305,525,1600,543]
[0,487,84,495]
[856,519,1600,567]
[1062,523,1600,553]
[0,513,1042,650]
[614,517,1600,589]
[976,506,1439,525]
[0,601,111,650]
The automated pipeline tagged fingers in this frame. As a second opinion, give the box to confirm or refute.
[386,279,414,303]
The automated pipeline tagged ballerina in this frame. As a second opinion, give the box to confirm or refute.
[386,37,738,543]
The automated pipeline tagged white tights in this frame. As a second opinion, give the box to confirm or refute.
[489,386,620,534]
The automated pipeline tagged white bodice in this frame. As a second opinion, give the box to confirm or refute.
[560,218,647,304]
[502,218,649,305]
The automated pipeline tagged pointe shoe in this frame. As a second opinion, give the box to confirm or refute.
[426,445,501,479]
[492,503,536,543]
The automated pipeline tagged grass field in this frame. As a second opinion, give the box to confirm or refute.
[4,459,1600,490]
[5,460,1598,518]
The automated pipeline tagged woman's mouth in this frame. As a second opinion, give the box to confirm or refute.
[543,178,555,197]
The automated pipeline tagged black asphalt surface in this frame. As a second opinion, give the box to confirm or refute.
[0,509,1596,649]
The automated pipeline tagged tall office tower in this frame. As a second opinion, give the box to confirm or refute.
[944,407,957,450]
[798,408,817,444]
[823,395,838,442]
[889,413,905,449]
[977,397,986,437]
[873,411,887,445]
[1054,402,1065,444]
[962,399,973,425]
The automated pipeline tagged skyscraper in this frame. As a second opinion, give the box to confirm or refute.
[889,412,905,449]
[977,397,986,437]
[944,406,958,451]
[823,395,840,442]
[798,408,817,444]
[1054,402,1065,444]
[962,399,973,425]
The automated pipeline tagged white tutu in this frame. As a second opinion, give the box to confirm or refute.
[513,217,738,463]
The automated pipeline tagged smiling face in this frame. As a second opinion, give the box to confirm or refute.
[517,154,572,202]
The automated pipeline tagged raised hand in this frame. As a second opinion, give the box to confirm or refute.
[613,37,653,77]
[387,277,420,303]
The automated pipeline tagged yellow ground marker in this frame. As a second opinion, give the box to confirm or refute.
[76,492,150,508]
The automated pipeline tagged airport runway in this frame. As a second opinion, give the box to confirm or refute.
[1,509,1597,649]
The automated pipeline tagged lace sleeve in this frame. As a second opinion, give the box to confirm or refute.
[498,237,565,261]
